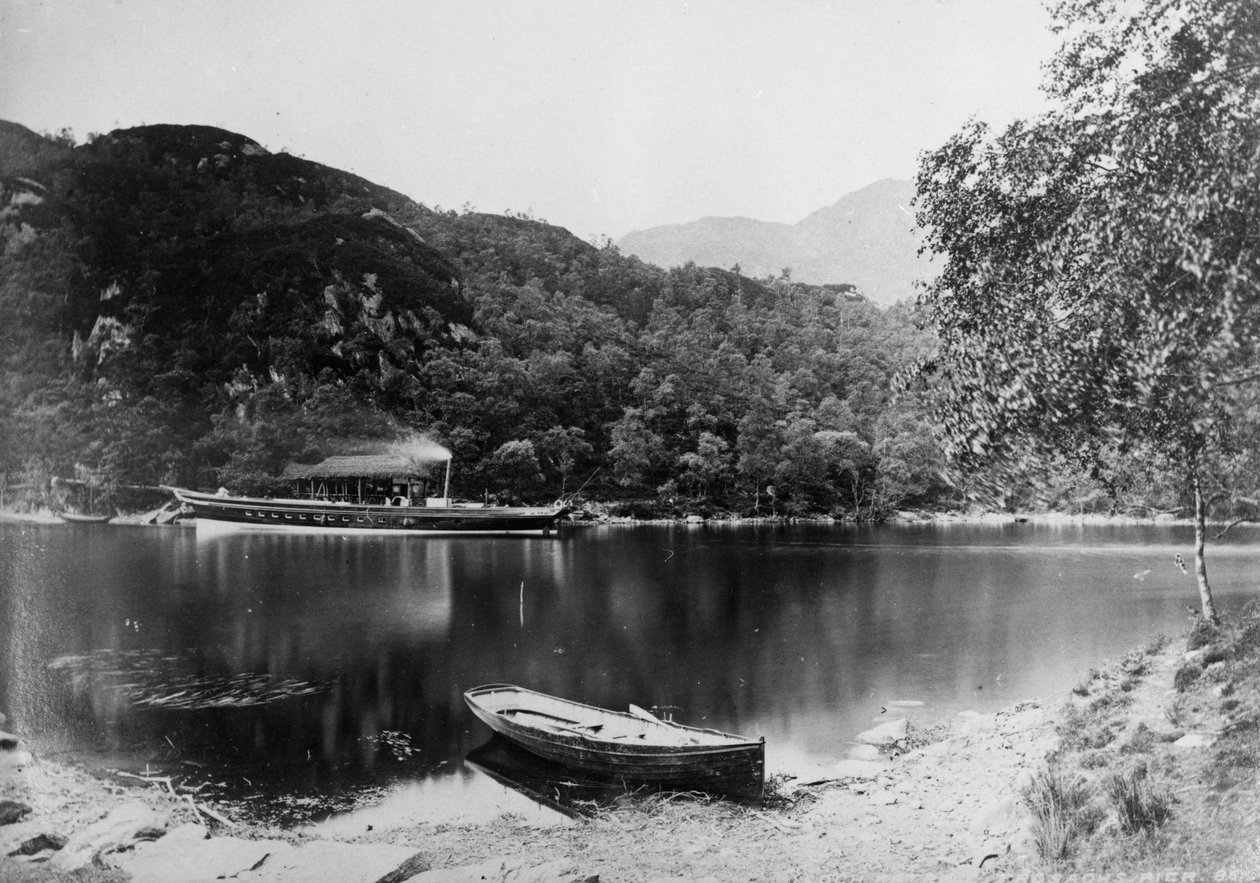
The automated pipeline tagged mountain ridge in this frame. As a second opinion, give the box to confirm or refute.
[618,179,931,305]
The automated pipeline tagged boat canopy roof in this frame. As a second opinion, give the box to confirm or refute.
[281,453,442,480]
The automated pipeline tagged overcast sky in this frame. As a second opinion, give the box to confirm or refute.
[1,0,1058,241]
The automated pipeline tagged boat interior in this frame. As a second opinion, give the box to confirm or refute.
[470,686,742,746]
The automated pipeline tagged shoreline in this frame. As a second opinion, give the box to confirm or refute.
[0,690,1062,882]
[4,520,1256,878]
[0,502,1205,529]
[0,630,1211,883]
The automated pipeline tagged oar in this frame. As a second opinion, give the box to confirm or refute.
[628,704,659,722]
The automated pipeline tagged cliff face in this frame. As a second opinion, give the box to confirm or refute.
[1,122,467,397]
[0,122,483,489]
[618,179,933,305]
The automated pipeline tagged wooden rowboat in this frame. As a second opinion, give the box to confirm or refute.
[463,684,764,798]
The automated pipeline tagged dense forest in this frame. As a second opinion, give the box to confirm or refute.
[0,120,959,519]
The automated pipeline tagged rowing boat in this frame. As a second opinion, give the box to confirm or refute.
[463,684,764,798]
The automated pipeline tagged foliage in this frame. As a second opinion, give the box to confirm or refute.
[915,0,1260,620]
[0,120,950,516]
[1173,663,1202,693]
[1186,619,1220,652]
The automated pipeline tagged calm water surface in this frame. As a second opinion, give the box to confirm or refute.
[2,520,1258,826]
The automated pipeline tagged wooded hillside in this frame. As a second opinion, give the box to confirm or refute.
[0,121,951,518]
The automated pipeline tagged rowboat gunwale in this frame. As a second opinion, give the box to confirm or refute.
[463,683,765,797]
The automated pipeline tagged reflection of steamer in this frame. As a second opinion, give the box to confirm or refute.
[165,452,568,535]
[57,512,114,524]
[464,684,765,799]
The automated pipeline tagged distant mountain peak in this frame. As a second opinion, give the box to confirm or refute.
[618,179,930,306]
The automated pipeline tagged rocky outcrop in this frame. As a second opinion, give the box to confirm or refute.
[50,800,169,872]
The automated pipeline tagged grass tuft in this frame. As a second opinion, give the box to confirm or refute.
[1058,704,1121,751]
[1105,762,1173,835]
[1118,722,1154,755]
[1072,669,1098,697]
[1022,766,1102,862]
[898,720,952,753]
[1089,689,1132,713]
[1120,651,1150,678]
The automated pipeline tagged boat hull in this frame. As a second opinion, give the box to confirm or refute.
[464,684,765,798]
[165,487,567,535]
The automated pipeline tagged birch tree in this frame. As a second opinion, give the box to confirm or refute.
[916,0,1260,625]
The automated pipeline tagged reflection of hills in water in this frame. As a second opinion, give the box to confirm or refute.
[48,648,327,710]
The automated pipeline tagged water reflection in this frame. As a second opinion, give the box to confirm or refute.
[308,739,574,834]
[2,520,1258,825]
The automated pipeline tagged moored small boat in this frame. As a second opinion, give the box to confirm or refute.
[463,684,765,798]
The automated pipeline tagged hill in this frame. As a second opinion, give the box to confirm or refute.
[618,179,932,306]
[0,121,948,517]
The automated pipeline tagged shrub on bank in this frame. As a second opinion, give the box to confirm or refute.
[1186,619,1220,651]
[1172,664,1201,693]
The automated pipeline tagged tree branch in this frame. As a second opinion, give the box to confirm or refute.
[1214,516,1256,541]
[1214,371,1260,388]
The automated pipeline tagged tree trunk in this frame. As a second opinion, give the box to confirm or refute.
[1192,470,1222,627]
